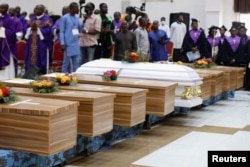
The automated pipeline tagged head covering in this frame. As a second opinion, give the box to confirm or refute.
[208,25,219,31]
[229,26,237,31]
[239,26,247,31]
[219,25,227,31]
[191,18,198,23]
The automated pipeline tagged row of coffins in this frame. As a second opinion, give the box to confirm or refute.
[0,60,245,166]
[0,75,177,166]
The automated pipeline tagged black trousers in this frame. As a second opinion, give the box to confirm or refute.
[245,64,250,90]
[173,48,183,62]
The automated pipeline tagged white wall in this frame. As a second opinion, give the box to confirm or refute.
[0,0,238,34]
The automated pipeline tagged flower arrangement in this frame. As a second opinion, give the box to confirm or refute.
[0,84,19,103]
[193,58,215,68]
[30,78,58,93]
[103,70,118,81]
[173,61,184,65]
[55,73,78,86]
[123,50,143,63]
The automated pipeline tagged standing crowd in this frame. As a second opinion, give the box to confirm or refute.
[0,2,250,89]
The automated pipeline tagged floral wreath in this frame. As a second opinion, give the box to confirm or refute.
[0,84,19,103]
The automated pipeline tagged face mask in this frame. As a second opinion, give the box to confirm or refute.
[161,21,166,25]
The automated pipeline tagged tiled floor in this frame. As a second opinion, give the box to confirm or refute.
[67,90,250,167]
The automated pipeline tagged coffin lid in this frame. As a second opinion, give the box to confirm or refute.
[76,59,203,86]
[0,96,79,116]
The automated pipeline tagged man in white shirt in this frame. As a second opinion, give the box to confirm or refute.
[134,17,150,62]
[170,13,186,62]
[159,17,170,37]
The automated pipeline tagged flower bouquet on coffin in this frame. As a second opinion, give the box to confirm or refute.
[193,58,215,68]
[0,84,19,103]
[103,70,118,81]
[123,50,143,63]
[30,78,58,93]
[55,73,78,86]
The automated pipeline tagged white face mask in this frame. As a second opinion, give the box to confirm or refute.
[161,21,166,25]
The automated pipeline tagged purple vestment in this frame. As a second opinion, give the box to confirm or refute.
[226,36,241,52]
[189,29,202,44]
[52,17,62,41]
[24,14,53,73]
[17,14,28,35]
[0,14,16,69]
[207,36,220,47]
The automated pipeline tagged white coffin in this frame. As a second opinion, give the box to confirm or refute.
[75,59,203,108]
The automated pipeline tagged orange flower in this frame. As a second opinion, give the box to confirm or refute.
[197,60,202,65]
[130,52,138,57]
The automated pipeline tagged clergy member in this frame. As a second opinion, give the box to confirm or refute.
[24,4,53,74]
[181,18,209,62]
[52,6,69,42]
[220,26,244,66]
[206,26,220,61]
[238,26,250,90]
[216,25,228,65]
[0,3,16,79]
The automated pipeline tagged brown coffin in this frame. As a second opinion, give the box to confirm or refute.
[75,74,177,117]
[209,66,238,91]
[195,69,224,97]
[0,96,79,156]
[226,66,245,89]
[60,84,148,127]
[194,72,212,100]
[0,78,32,88]
[10,87,115,137]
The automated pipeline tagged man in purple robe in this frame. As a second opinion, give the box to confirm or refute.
[220,26,244,66]
[0,3,16,79]
[238,26,250,90]
[15,6,27,37]
[24,4,53,74]
[216,25,228,65]
[181,18,209,62]
[206,26,220,61]
[52,6,69,42]
[8,7,23,54]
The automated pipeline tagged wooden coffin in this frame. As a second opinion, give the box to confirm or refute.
[60,84,148,127]
[75,59,203,108]
[10,87,115,137]
[0,78,33,88]
[195,69,224,97]
[0,96,79,156]
[195,72,212,100]
[209,66,237,91]
[229,66,245,89]
[74,75,177,116]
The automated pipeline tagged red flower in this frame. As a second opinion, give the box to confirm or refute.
[111,70,117,76]
[131,55,138,62]
[1,87,9,96]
